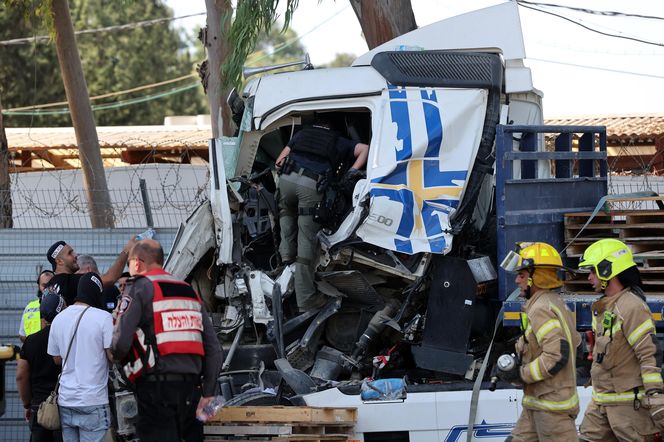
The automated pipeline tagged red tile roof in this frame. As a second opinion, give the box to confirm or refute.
[544,115,664,143]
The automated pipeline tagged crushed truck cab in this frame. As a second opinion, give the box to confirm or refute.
[162,3,612,441]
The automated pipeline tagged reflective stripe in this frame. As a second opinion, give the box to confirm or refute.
[609,320,623,336]
[592,389,644,404]
[535,319,561,342]
[153,299,201,313]
[549,303,574,347]
[23,300,41,336]
[643,373,663,384]
[155,331,203,345]
[523,392,579,411]
[520,313,529,332]
[591,314,597,333]
[627,319,655,346]
[145,274,181,282]
[528,359,544,382]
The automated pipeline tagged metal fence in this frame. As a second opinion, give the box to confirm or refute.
[1,164,211,229]
[1,185,209,228]
[0,228,178,441]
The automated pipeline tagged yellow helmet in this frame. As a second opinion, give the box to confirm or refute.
[579,238,636,281]
[501,242,563,272]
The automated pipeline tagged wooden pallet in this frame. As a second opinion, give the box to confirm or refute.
[563,203,664,294]
[204,406,357,442]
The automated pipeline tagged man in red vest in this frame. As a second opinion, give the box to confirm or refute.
[111,239,223,441]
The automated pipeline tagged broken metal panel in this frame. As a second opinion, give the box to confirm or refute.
[164,200,216,279]
[209,138,234,264]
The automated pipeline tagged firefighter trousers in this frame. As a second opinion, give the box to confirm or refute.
[278,172,323,310]
[506,408,578,442]
[579,400,659,442]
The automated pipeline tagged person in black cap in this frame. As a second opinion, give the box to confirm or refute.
[48,272,114,441]
[17,292,65,442]
[77,254,123,313]
[45,236,136,306]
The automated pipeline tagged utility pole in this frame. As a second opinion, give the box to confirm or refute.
[0,94,13,228]
[51,0,114,228]
[204,0,234,137]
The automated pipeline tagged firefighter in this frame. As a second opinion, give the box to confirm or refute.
[578,238,664,442]
[499,242,580,441]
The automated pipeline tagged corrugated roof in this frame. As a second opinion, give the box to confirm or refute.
[544,115,664,142]
[4,125,213,171]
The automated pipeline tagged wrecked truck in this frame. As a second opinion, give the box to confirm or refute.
[154,3,607,441]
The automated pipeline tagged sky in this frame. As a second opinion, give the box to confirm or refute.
[166,0,664,118]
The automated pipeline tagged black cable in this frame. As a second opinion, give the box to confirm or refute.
[517,1,664,48]
[517,0,664,21]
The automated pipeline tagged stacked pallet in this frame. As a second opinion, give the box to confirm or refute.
[204,406,357,442]
[563,198,664,294]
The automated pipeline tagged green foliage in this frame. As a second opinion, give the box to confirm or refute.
[0,0,207,127]
[222,0,300,89]
[249,24,306,67]
[320,52,357,68]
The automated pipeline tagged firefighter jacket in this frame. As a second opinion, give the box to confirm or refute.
[589,288,663,406]
[515,289,581,413]
[111,268,223,396]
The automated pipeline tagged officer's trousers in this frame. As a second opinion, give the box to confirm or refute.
[579,400,659,442]
[134,377,202,442]
[507,408,578,442]
[278,171,323,310]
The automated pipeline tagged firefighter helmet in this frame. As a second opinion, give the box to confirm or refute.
[501,242,563,272]
[579,238,636,281]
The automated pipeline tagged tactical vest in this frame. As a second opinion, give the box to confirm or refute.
[290,126,340,168]
[146,269,205,357]
[22,299,41,337]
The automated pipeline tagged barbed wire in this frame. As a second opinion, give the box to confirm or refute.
[3,137,213,228]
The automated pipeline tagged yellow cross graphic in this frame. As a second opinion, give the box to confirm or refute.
[372,159,462,232]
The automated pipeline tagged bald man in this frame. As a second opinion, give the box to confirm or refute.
[111,239,223,442]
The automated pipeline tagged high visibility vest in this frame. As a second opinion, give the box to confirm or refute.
[22,299,41,337]
[145,269,205,357]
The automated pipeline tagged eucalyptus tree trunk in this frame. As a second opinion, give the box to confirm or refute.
[52,0,114,227]
[349,0,417,49]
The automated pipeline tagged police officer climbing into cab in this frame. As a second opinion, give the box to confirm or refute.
[111,239,223,442]
[578,239,664,442]
[498,242,580,441]
[275,114,368,312]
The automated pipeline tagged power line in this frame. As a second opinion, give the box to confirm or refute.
[516,1,664,21]
[8,74,197,111]
[528,57,664,79]
[517,2,664,48]
[2,82,199,116]
[0,12,206,46]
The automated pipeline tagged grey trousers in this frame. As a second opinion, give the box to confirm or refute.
[277,171,323,309]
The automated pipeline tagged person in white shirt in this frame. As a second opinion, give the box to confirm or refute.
[48,272,113,442]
